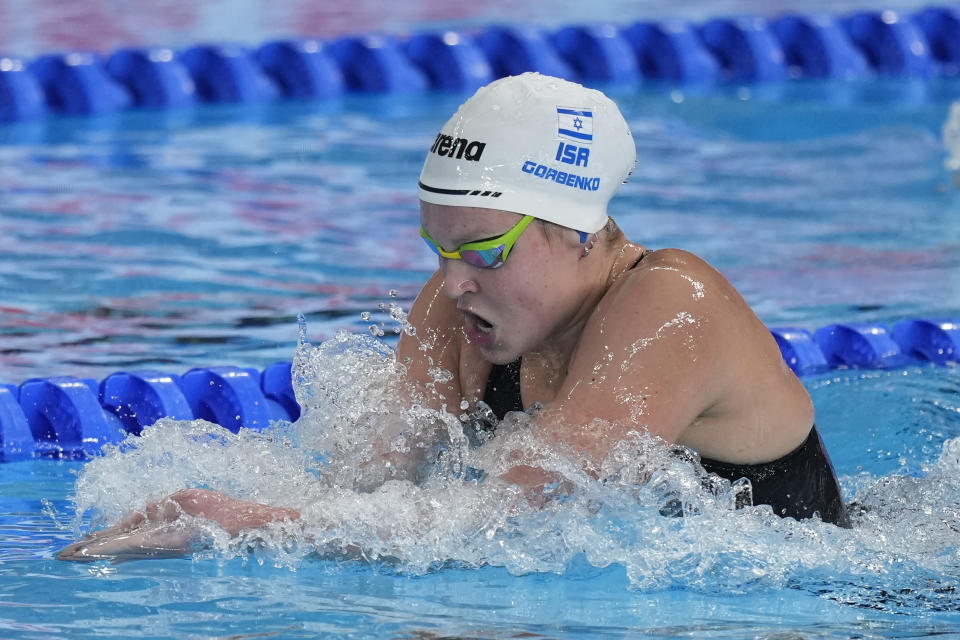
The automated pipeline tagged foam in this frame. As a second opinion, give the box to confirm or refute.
[66,326,960,604]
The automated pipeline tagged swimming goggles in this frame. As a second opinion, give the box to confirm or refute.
[420,214,535,269]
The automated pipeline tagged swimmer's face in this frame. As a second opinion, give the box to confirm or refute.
[420,201,592,364]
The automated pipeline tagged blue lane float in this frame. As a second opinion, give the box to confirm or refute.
[261,361,301,422]
[19,376,126,460]
[770,13,869,78]
[179,44,281,104]
[770,328,830,376]
[328,34,428,93]
[255,39,345,99]
[841,10,934,76]
[913,6,960,75]
[620,20,720,83]
[0,385,33,462]
[698,16,788,83]
[180,366,279,433]
[4,6,959,122]
[99,370,194,436]
[475,25,573,80]
[0,318,958,461]
[550,24,640,83]
[403,32,494,93]
[105,48,198,108]
[892,318,960,364]
[28,52,132,116]
[813,322,912,369]
[0,57,46,122]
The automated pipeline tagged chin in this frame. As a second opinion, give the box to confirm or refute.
[480,342,522,366]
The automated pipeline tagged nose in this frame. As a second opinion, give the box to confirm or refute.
[439,259,479,299]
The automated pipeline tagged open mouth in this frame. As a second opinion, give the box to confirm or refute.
[474,312,493,333]
[463,309,494,336]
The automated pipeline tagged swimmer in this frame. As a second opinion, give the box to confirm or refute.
[58,73,849,562]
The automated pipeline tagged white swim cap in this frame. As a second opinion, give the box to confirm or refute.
[418,72,636,233]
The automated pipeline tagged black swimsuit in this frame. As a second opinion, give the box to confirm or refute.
[480,366,850,527]
[478,254,851,527]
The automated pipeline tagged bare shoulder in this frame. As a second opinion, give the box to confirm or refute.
[552,246,806,453]
[595,248,745,337]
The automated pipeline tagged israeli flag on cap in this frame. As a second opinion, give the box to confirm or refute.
[557,107,593,143]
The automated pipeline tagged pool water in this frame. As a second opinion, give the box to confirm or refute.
[2,81,958,383]
[3,354,960,637]
[3,1,960,637]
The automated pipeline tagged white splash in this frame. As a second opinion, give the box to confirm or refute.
[65,329,960,605]
[943,101,960,171]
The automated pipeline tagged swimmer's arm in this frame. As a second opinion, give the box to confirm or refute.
[348,274,483,489]
[500,261,724,492]
[57,489,302,562]
[395,271,487,413]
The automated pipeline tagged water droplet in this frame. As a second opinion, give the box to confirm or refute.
[388,289,398,298]
[460,400,469,410]
[404,325,416,336]
[369,325,385,337]
[360,311,371,321]
[297,313,310,346]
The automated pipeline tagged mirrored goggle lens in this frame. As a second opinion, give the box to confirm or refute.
[460,246,505,269]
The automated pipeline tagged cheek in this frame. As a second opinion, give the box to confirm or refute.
[488,240,574,318]
[493,268,561,320]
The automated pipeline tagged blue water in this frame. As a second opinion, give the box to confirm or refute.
[3,1,960,637]
[2,82,958,384]
[4,362,960,637]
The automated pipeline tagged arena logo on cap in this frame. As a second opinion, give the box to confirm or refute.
[429,133,486,161]
[557,107,593,144]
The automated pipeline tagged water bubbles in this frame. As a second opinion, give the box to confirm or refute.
[297,313,310,347]
[943,101,960,171]
[359,293,415,341]
[67,329,960,606]
[428,367,453,384]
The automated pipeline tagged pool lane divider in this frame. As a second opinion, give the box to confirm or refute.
[0,318,957,461]
[3,6,960,121]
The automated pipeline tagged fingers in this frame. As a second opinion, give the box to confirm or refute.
[57,493,196,563]
[57,522,200,563]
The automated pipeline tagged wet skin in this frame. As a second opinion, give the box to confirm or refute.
[57,489,298,562]
[406,204,814,468]
[58,204,814,561]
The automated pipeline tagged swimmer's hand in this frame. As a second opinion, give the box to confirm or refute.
[56,489,301,563]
